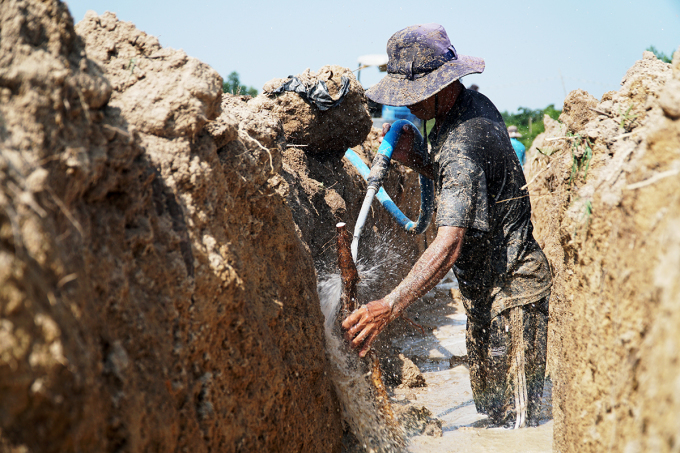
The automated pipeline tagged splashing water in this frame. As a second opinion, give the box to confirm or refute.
[319,229,412,329]
[317,236,409,453]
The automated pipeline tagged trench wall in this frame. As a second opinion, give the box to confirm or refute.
[527,51,680,452]
[0,3,344,452]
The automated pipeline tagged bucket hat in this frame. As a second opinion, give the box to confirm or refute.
[366,23,485,107]
[507,125,522,138]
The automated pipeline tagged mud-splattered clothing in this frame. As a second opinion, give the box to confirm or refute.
[428,88,552,426]
[466,296,549,426]
[428,88,552,323]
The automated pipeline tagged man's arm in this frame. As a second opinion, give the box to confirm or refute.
[342,226,466,357]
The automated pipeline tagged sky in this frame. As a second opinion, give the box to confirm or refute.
[65,0,680,114]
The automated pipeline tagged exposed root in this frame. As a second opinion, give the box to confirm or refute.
[626,168,680,190]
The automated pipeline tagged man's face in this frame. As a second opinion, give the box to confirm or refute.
[408,95,436,120]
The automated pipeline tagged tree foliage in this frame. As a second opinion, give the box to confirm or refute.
[646,46,675,64]
[223,71,258,97]
[502,105,562,148]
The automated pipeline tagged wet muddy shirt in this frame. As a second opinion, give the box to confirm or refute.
[428,89,552,323]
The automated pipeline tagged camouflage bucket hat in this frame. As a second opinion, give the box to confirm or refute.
[366,23,485,107]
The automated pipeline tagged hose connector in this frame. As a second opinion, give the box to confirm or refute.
[366,153,391,191]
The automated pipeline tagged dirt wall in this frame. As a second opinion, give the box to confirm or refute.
[0,3,341,452]
[527,50,680,452]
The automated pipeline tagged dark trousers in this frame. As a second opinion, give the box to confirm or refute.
[465,296,549,427]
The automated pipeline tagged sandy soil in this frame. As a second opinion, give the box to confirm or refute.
[528,49,680,452]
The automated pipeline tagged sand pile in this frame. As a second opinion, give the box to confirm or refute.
[527,50,680,452]
[257,66,373,160]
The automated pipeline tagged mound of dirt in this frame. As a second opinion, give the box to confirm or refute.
[393,405,443,438]
[1,4,341,452]
[558,89,598,134]
[397,354,426,389]
[222,93,435,301]
[76,11,221,138]
[527,50,680,452]
[257,66,373,160]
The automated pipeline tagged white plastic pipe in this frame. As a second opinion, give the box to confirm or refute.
[351,187,377,263]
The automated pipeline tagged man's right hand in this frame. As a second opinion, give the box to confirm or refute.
[342,299,393,357]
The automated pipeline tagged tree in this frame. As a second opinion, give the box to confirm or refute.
[646,46,675,64]
[223,71,258,96]
[501,104,562,148]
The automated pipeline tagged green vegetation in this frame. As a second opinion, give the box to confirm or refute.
[618,104,639,131]
[501,105,562,149]
[568,132,593,186]
[536,147,558,157]
[421,104,561,149]
[423,118,435,138]
[223,71,258,96]
[646,46,676,64]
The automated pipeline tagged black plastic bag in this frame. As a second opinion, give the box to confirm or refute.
[271,75,350,111]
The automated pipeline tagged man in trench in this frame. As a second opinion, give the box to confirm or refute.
[342,23,552,428]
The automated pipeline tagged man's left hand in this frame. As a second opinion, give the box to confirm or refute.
[341,299,392,357]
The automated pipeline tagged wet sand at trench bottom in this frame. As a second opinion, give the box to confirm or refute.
[389,282,553,453]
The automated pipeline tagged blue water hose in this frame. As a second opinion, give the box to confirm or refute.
[345,119,435,262]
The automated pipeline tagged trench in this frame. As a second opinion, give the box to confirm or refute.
[3,2,678,450]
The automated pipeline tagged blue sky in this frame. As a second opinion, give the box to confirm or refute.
[66,0,680,113]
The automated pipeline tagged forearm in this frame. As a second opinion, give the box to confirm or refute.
[385,226,465,318]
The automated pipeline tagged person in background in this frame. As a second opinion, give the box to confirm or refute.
[468,83,479,92]
[508,125,526,169]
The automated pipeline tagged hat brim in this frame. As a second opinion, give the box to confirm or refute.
[365,55,485,107]
[509,132,523,138]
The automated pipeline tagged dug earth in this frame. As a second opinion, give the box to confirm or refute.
[2,1,680,452]
[0,2,427,452]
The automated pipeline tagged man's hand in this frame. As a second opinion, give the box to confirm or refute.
[380,122,434,180]
[380,122,416,167]
[341,299,393,357]
[342,226,465,358]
